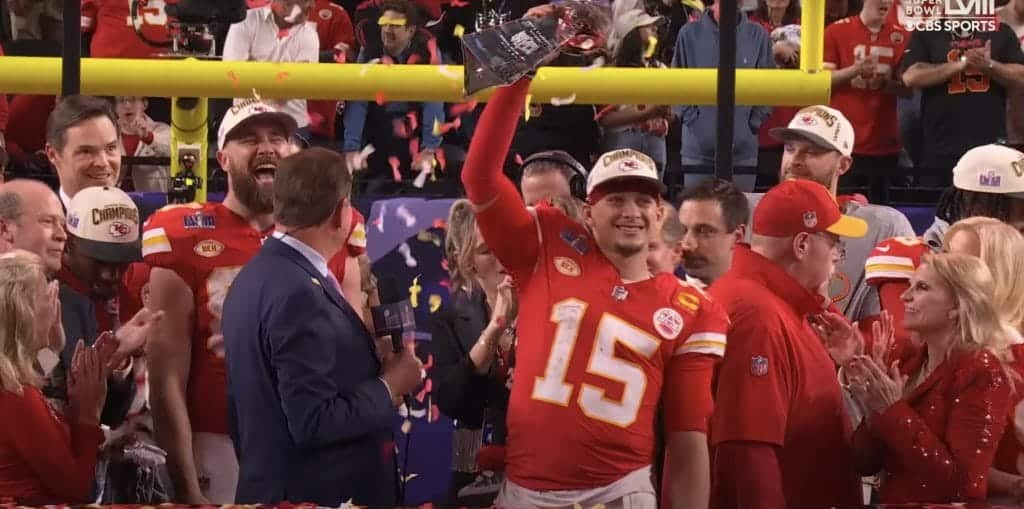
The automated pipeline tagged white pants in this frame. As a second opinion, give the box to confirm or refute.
[193,432,238,504]
[495,466,656,509]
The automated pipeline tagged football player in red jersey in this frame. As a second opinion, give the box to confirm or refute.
[82,0,172,59]
[144,99,297,504]
[460,11,728,509]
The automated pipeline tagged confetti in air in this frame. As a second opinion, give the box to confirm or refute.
[550,93,577,106]
[453,24,465,38]
[583,56,606,71]
[359,58,381,77]
[524,94,533,121]
[403,473,419,483]
[226,71,240,87]
[374,203,387,233]
[409,275,422,306]
[388,156,402,181]
[406,111,419,131]
[401,419,412,434]
[437,64,461,80]
[400,243,418,268]
[644,35,658,59]
[429,294,442,313]
[396,204,417,228]
[413,166,432,188]
[283,3,302,22]
[375,91,387,106]
[432,218,447,229]
[514,153,525,165]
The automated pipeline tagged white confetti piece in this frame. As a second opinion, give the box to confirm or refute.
[412,167,432,188]
[396,204,417,227]
[582,56,606,71]
[284,4,302,23]
[359,58,381,77]
[401,419,412,434]
[403,473,419,482]
[438,64,461,80]
[550,93,577,106]
[398,242,418,268]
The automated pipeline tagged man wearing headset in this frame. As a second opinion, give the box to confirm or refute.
[518,150,589,206]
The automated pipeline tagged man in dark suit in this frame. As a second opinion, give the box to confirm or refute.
[222,147,423,507]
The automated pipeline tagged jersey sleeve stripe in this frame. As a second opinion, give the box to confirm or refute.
[674,333,727,357]
[865,263,916,276]
[865,270,915,281]
[866,255,915,266]
[141,228,172,257]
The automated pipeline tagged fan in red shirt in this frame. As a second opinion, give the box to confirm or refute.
[823,0,908,201]
[82,0,172,58]
[308,0,356,140]
[143,99,298,504]
[460,11,727,509]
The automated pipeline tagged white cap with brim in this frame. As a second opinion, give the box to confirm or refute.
[769,105,855,157]
[65,186,142,264]
[217,98,298,150]
[953,144,1024,198]
[586,148,666,196]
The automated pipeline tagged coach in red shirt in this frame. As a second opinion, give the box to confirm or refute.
[710,179,868,509]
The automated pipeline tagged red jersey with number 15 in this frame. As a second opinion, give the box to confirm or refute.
[141,202,267,435]
[824,16,909,156]
[502,206,729,490]
[82,0,172,59]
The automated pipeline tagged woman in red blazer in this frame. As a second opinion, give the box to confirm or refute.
[844,252,1017,504]
[0,251,109,504]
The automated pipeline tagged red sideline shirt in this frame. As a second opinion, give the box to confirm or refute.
[824,15,909,156]
[709,245,862,509]
[0,386,104,504]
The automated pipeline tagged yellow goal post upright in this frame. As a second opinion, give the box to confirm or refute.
[0,0,828,203]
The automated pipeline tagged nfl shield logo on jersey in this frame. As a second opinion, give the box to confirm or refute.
[751,356,769,377]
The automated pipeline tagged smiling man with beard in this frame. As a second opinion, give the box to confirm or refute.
[141,99,297,504]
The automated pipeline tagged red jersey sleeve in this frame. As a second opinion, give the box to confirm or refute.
[663,284,729,432]
[711,300,793,446]
[140,204,202,287]
[864,236,928,287]
[120,262,151,320]
[0,387,104,503]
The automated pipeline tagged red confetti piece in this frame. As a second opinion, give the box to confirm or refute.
[514,153,524,165]
[439,279,450,288]
[440,259,449,271]
[375,91,386,105]
[388,156,402,181]
[408,137,420,162]
[392,118,411,138]
[277,28,290,39]
[226,71,240,87]
[427,38,441,65]
[450,0,469,6]
[435,147,447,171]
[406,53,422,65]
[275,71,290,82]
[406,111,419,131]
[432,218,447,229]
[424,354,434,370]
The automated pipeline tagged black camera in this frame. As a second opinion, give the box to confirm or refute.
[165,0,247,25]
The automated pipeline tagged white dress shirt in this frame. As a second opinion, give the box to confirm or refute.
[222,6,319,129]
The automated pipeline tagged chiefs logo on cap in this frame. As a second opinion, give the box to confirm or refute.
[798,115,816,126]
[618,159,641,172]
[108,221,131,238]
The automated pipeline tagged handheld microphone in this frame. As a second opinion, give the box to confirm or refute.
[372,277,416,354]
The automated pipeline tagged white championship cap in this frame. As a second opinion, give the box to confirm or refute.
[586,148,664,196]
[770,105,855,157]
[217,98,298,150]
[65,186,142,263]
[953,144,1024,198]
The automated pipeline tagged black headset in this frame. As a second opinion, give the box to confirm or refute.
[520,150,589,200]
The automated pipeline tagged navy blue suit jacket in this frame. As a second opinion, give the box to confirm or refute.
[222,236,396,507]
